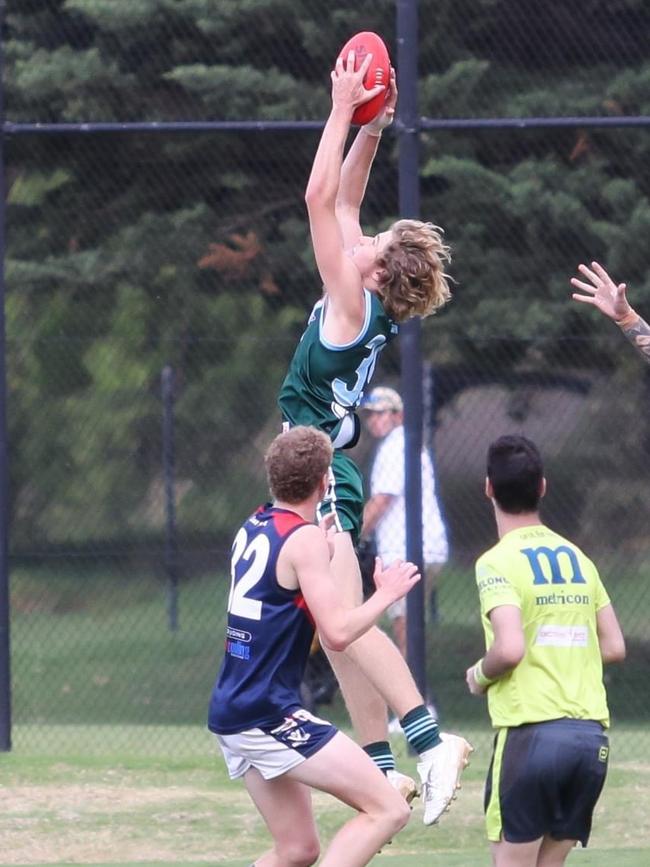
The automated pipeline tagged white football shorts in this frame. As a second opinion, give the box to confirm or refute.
[215,707,338,780]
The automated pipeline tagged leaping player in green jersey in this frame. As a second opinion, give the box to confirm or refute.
[278,49,472,825]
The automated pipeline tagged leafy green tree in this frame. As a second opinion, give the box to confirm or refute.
[4,0,650,551]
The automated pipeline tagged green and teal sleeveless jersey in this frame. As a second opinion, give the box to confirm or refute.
[475,525,611,728]
[279,290,398,448]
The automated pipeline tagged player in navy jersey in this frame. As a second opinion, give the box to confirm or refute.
[209,426,422,867]
[278,50,471,823]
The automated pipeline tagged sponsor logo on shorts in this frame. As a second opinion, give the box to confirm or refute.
[269,709,332,748]
[293,708,331,726]
[598,746,609,763]
[270,714,311,745]
[286,729,311,744]
[270,717,300,736]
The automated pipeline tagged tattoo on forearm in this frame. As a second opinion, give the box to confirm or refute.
[621,316,650,364]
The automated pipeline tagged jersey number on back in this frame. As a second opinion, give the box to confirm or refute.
[332,334,387,408]
[227,528,271,620]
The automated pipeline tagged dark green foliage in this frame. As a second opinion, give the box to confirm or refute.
[4,0,650,550]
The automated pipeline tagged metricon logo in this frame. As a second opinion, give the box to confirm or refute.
[521,545,587,585]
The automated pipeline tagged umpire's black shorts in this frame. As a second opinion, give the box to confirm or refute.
[484,718,609,847]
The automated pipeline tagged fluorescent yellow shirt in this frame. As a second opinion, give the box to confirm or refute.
[475,524,611,728]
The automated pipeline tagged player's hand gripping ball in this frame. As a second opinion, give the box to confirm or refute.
[337,31,391,125]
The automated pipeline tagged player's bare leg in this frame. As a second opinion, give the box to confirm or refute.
[244,768,320,867]
[325,532,472,821]
[325,642,391,742]
[325,532,423,717]
[287,731,411,866]
[490,835,576,866]
[343,625,426,717]
[321,529,395,743]
[323,532,398,741]
[325,642,418,802]
[490,838,543,867]
[323,531,418,801]
[390,612,407,657]
[536,836,577,866]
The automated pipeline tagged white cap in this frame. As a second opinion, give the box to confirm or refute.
[361,386,403,413]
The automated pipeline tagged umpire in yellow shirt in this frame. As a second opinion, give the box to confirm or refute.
[466,435,626,867]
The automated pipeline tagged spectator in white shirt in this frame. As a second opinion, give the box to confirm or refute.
[361,386,449,657]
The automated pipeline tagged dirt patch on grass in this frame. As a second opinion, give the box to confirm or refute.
[1,783,251,863]
[3,783,222,813]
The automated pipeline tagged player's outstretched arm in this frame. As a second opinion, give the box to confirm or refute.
[305,52,384,319]
[571,261,650,364]
[335,67,397,249]
[286,525,419,651]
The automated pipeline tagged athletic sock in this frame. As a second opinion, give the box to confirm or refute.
[363,740,396,773]
[400,704,442,754]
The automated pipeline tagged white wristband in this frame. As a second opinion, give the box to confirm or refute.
[474,658,496,688]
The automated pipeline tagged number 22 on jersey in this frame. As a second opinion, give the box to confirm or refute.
[227,527,270,621]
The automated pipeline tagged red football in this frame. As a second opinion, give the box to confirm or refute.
[337,31,391,125]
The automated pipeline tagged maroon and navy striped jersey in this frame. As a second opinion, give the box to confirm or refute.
[208,504,316,734]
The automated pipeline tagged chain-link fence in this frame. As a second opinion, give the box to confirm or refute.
[3,0,650,755]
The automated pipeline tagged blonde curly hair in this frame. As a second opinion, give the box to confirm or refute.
[375,220,452,323]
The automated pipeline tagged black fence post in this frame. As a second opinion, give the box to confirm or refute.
[161,365,179,632]
[0,0,11,752]
[396,0,426,697]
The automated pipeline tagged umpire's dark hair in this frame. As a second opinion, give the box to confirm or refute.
[487,435,543,513]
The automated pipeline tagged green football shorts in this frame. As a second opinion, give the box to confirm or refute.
[317,450,364,544]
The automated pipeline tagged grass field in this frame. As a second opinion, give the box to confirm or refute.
[9,562,649,732]
[4,562,650,864]
[2,723,650,866]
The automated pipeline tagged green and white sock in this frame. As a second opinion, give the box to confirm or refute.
[363,740,396,774]
[400,704,441,754]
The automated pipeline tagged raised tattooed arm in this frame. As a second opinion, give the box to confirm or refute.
[571,261,650,365]
[617,313,650,365]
